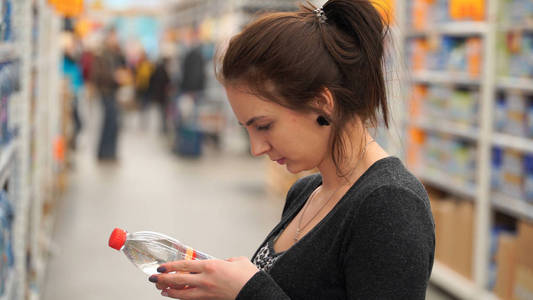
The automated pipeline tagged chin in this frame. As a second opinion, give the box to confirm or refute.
[286,162,313,174]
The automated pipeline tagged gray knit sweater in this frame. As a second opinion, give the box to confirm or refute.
[236,157,435,299]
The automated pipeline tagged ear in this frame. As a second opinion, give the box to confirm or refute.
[314,87,335,116]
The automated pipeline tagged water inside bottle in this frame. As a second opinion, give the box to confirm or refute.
[123,239,181,275]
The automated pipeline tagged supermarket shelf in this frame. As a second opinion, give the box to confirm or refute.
[0,141,17,187]
[430,261,499,300]
[492,133,533,154]
[492,191,533,221]
[0,43,16,62]
[408,118,479,140]
[413,168,477,199]
[0,271,15,300]
[411,71,481,85]
[406,22,488,37]
[500,23,533,32]
[496,77,533,93]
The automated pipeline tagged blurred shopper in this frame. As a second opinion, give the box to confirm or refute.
[173,26,206,156]
[62,37,84,150]
[135,50,153,125]
[149,57,171,133]
[180,26,206,97]
[91,28,125,161]
[149,1,435,299]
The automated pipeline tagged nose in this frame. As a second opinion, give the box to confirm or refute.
[249,133,271,157]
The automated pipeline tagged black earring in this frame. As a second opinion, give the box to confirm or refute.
[317,116,330,126]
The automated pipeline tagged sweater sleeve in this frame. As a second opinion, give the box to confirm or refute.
[344,185,435,299]
[235,271,291,300]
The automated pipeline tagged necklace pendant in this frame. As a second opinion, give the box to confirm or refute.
[294,229,300,242]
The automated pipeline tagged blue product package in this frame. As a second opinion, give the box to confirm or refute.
[524,155,533,202]
[522,33,533,77]
[492,147,503,190]
[528,96,533,138]
[439,36,454,71]
[0,190,14,295]
[494,95,507,132]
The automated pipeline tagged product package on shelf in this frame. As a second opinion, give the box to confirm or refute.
[492,146,533,203]
[408,128,477,187]
[429,191,474,280]
[0,59,20,146]
[0,0,13,42]
[494,91,533,138]
[410,83,479,127]
[498,30,533,78]
[0,190,14,296]
[499,0,533,27]
[407,0,485,30]
[407,36,482,77]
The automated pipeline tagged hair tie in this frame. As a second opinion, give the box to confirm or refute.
[313,7,328,24]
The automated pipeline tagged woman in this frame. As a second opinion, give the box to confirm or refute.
[149,1,435,299]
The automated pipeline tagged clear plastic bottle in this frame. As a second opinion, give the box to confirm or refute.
[108,228,215,275]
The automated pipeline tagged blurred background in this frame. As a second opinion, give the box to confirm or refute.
[0,0,531,299]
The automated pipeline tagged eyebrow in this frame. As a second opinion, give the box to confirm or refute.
[239,116,267,127]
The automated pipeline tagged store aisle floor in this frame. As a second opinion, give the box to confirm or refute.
[42,107,284,300]
[42,105,453,300]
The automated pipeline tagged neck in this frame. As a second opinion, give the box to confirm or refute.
[317,131,389,192]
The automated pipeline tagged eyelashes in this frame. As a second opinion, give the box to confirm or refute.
[257,124,272,131]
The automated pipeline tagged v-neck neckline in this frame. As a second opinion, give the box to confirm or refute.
[266,156,397,256]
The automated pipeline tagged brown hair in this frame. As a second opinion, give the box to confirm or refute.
[217,0,390,174]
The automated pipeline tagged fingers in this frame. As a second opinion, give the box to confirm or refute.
[156,282,188,291]
[158,259,205,274]
[153,272,200,290]
[162,287,202,299]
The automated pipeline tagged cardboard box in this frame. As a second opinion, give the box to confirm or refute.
[454,200,474,279]
[433,199,456,267]
[495,233,518,300]
[517,221,533,270]
[513,266,533,300]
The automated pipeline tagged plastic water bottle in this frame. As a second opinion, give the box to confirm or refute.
[108,228,215,275]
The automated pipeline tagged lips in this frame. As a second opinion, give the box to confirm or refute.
[276,158,286,165]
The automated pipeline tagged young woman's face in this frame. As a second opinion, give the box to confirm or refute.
[225,84,331,174]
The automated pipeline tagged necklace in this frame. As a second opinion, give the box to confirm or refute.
[294,139,375,242]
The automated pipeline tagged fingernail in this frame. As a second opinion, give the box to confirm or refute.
[162,291,168,297]
[148,275,158,283]
[157,266,166,273]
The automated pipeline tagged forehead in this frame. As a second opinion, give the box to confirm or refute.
[224,84,285,119]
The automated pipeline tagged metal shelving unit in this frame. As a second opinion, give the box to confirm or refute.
[408,119,480,140]
[496,77,533,93]
[399,0,502,298]
[492,192,533,221]
[492,133,533,154]
[406,21,488,37]
[0,0,64,299]
[431,261,499,300]
[400,0,533,298]
[411,70,481,85]
[414,168,478,199]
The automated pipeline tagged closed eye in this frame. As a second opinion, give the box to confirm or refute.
[257,124,272,131]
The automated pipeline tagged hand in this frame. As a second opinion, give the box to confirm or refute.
[149,257,259,300]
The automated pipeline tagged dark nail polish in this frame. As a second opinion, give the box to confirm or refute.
[157,266,166,273]
[149,275,158,283]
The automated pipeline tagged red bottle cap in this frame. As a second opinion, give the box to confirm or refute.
[109,228,127,250]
